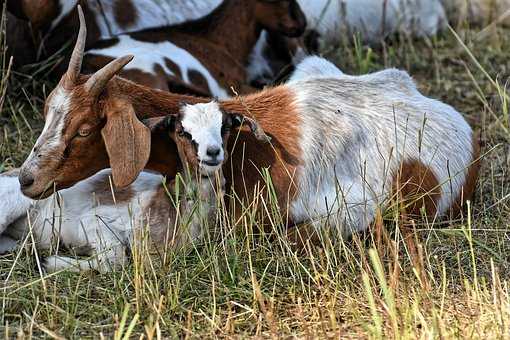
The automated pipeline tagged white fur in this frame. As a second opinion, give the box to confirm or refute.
[86,35,229,98]
[181,102,225,174]
[87,0,222,39]
[185,57,475,236]
[1,168,223,273]
[297,0,447,44]
[288,59,473,235]
[0,175,33,237]
[288,56,345,83]
[22,88,70,174]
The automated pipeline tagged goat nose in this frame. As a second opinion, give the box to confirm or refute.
[206,147,221,158]
[19,172,35,189]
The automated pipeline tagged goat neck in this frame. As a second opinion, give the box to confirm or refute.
[173,0,261,66]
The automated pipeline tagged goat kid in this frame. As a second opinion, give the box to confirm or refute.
[0,102,261,272]
[149,56,481,236]
[83,0,306,97]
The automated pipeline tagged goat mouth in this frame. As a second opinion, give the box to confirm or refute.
[200,160,221,167]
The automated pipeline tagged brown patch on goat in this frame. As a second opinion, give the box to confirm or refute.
[392,160,441,218]
[88,171,135,206]
[164,58,182,79]
[144,185,179,249]
[450,133,481,217]
[221,86,302,223]
[128,0,305,95]
[122,67,169,91]
[113,0,138,29]
[8,0,57,28]
[187,69,211,95]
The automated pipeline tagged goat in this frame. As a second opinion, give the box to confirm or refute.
[295,0,447,45]
[19,11,479,238]
[4,0,221,67]
[83,0,306,96]
[167,57,481,236]
[1,101,267,272]
[5,0,304,90]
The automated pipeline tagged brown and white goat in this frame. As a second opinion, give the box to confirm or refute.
[1,101,267,272]
[83,0,306,96]
[5,0,305,90]
[19,11,479,239]
[4,0,221,67]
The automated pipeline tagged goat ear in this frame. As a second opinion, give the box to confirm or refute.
[143,116,176,133]
[231,114,271,142]
[101,98,150,188]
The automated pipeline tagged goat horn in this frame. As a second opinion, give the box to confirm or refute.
[84,55,134,98]
[63,5,87,89]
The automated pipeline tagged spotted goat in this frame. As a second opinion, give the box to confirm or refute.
[4,0,220,66]
[83,0,306,97]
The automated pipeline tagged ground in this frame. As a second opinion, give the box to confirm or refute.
[0,17,509,339]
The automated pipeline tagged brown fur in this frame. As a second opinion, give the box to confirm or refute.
[113,0,138,29]
[6,0,57,28]
[123,67,169,91]
[188,69,212,95]
[221,87,302,220]
[144,185,178,248]
[392,160,441,218]
[87,0,306,95]
[100,98,151,188]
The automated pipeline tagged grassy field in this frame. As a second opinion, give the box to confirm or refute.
[0,16,509,339]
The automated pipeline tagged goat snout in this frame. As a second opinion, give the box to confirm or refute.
[206,146,221,158]
[19,170,35,190]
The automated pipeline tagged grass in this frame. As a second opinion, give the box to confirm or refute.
[1,17,510,340]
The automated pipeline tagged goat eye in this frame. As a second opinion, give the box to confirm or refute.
[78,129,91,137]
[221,126,230,135]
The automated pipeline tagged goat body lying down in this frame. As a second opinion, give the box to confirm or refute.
[0,167,224,273]
[299,0,447,44]
[0,100,265,273]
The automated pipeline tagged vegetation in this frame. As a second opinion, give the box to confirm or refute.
[0,12,509,339]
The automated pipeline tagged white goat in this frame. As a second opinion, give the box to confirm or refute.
[298,0,447,44]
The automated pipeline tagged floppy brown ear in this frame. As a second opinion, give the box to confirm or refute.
[232,114,271,142]
[101,98,150,188]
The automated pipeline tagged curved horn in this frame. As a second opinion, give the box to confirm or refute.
[63,5,87,89]
[84,55,134,98]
